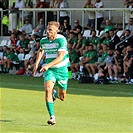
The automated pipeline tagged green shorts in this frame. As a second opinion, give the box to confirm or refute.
[44,67,68,90]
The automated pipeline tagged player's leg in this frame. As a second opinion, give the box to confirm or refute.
[45,80,56,125]
[44,69,56,125]
[58,88,66,101]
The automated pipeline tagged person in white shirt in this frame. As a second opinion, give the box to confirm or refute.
[94,0,104,31]
[19,18,33,35]
[15,0,25,19]
[57,0,69,28]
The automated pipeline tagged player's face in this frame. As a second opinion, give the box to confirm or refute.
[46,25,58,39]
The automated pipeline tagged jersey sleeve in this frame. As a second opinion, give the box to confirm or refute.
[58,37,67,51]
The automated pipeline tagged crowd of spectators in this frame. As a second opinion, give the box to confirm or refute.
[0,0,133,84]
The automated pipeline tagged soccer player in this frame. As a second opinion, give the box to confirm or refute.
[34,21,69,125]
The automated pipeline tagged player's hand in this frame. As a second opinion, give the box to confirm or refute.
[40,65,48,73]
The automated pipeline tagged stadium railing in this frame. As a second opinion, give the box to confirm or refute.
[0,8,133,40]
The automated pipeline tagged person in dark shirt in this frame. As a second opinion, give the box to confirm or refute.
[109,29,120,50]
[70,19,82,36]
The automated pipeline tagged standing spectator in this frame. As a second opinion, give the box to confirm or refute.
[32,18,45,38]
[24,0,33,20]
[94,0,104,31]
[109,29,120,50]
[70,19,82,36]
[15,0,25,20]
[124,0,133,24]
[83,0,95,31]
[49,0,58,21]
[57,0,69,28]
[34,0,48,21]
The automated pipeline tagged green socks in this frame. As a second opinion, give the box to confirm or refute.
[46,102,54,117]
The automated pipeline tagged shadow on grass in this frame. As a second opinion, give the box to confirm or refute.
[0,74,133,97]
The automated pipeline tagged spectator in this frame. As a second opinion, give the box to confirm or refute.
[109,29,120,50]
[75,44,97,79]
[1,47,20,73]
[101,31,111,47]
[123,0,133,24]
[34,0,48,21]
[15,0,25,20]
[70,19,82,36]
[17,34,29,53]
[19,18,33,35]
[100,19,114,39]
[89,30,101,51]
[49,0,58,21]
[120,18,133,38]
[108,49,123,81]
[83,0,95,31]
[57,0,69,28]
[94,0,104,31]
[123,45,133,83]
[67,31,77,49]
[119,29,133,53]
[9,33,18,50]
[32,18,45,38]
[75,33,87,56]
[97,48,114,75]
[69,48,80,79]
[24,0,33,20]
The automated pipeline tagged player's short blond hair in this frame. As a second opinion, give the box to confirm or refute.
[48,21,60,29]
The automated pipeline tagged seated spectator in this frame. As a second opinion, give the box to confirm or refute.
[0,47,20,73]
[109,29,120,50]
[107,49,123,81]
[101,31,111,48]
[74,33,87,56]
[61,19,71,33]
[75,44,97,79]
[89,30,101,51]
[120,18,133,38]
[100,19,114,39]
[69,48,80,79]
[24,52,36,76]
[67,31,77,49]
[19,18,33,35]
[97,48,114,75]
[9,33,18,50]
[123,45,133,83]
[17,34,30,53]
[70,19,82,36]
[0,45,8,73]
[32,18,45,38]
[119,29,133,53]
[83,0,95,31]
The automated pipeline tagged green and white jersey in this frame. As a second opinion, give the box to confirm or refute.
[40,34,70,68]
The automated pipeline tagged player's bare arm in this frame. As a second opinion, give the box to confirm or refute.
[33,48,44,75]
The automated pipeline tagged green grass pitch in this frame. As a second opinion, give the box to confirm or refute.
[0,74,133,133]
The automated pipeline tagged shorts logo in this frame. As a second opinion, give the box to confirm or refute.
[58,80,67,84]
